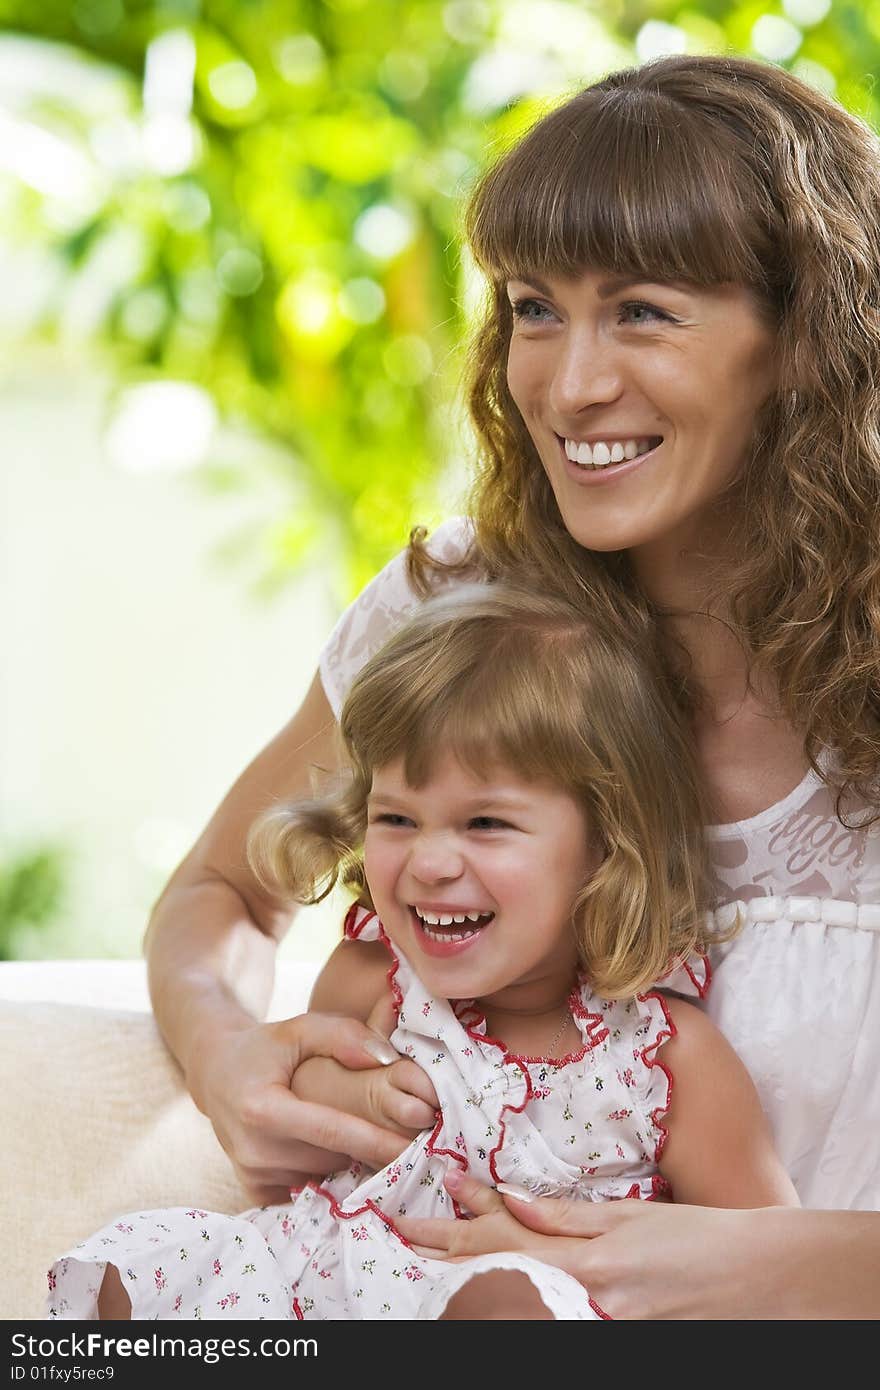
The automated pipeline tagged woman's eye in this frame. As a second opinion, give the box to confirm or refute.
[510,297,556,325]
[617,300,674,326]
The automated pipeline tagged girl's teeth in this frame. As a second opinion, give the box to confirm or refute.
[422,924,479,943]
[416,910,492,925]
[414,907,494,940]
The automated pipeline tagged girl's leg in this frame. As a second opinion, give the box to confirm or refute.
[97,1264,131,1320]
[440,1269,554,1320]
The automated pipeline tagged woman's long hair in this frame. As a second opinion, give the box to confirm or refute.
[249,584,717,999]
[411,54,880,819]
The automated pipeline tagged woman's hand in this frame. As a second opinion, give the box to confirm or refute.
[397,1171,802,1319]
[189,1011,418,1205]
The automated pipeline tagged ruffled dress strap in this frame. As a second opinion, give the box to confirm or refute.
[653,951,711,999]
[630,990,677,1185]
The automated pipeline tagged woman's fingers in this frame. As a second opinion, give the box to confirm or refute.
[278,1011,399,1071]
[266,1087,410,1170]
[501,1190,639,1237]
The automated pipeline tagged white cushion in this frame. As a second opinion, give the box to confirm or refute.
[0,960,318,1320]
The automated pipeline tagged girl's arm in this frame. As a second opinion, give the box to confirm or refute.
[656,996,799,1207]
[144,670,409,1203]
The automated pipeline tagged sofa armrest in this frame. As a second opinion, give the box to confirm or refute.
[0,960,319,1321]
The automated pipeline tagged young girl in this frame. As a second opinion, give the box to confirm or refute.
[48,585,796,1320]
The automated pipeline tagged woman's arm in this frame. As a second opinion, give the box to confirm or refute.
[403,1176,880,1319]
[144,670,409,1203]
[656,996,799,1207]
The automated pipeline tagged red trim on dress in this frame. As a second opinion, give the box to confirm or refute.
[343,902,376,940]
[682,952,712,999]
[454,982,609,1068]
[450,986,610,1184]
[338,905,674,1289]
[308,1181,418,1249]
[634,989,676,1173]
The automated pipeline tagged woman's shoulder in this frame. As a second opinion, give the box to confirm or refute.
[319,517,479,718]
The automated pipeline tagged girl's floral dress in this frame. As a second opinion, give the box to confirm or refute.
[47,905,703,1321]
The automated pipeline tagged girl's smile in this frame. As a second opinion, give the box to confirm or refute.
[364,750,599,1018]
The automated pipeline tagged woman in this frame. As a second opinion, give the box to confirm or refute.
[144,53,880,1317]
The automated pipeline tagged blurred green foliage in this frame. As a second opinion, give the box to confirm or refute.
[2,0,879,596]
[0,845,68,959]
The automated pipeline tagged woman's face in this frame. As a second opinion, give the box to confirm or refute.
[505,268,778,560]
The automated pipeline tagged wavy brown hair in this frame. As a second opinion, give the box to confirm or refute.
[249,584,717,999]
[410,54,880,819]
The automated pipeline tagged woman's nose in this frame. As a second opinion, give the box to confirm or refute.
[548,328,623,417]
[408,833,464,883]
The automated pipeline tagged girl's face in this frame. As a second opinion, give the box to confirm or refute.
[505,268,778,562]
[364,749,598,1013]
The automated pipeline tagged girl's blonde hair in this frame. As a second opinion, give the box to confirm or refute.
[411,53,880,818]
[249,584,715,998]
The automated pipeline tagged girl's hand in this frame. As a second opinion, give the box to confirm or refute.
[190,1011,419,1206]
[360,990,440,1134]
[291,1049,439,1140]
[291,990,439,1140]
[396,1170,552,1261]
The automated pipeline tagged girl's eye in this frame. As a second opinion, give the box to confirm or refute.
[617,300,674,326]
[510,297,557,325]
[370,813,413,827]
[468,816,511,830]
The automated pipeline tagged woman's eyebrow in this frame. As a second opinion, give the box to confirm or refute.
[595,274,693,298]
[508,272,693,298]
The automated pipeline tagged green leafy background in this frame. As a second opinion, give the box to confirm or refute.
[1,0,875,955]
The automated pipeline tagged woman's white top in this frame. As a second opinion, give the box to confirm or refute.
[319,518,880,1212]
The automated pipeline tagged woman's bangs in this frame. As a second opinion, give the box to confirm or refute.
[470,93,767,291]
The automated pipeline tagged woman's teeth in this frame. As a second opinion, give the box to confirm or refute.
[563,436,661,469]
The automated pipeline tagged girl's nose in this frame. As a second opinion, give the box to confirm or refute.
[408,833,464,884]
[548,328,624,417]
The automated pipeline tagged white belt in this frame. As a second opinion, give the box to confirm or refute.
[710,896,880,932]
